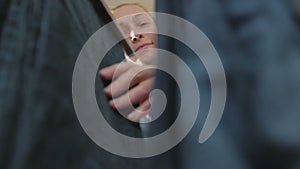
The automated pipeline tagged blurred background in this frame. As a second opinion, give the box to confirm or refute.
[0,0,299,169]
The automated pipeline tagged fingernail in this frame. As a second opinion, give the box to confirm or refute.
[99,69,104,76]
[127,113,134,120]
[146,114,152,121]
[99,68,109,76]
[104,86,109,94]
[109,100,115,108]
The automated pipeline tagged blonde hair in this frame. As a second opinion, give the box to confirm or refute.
[111,3,149,13]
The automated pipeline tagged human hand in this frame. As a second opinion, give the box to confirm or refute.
[99,49,157,122]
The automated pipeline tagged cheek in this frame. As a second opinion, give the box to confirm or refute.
[148,33,157,44]
[144,34,157,43]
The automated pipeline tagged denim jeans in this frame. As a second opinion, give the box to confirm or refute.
[0,0,146,168]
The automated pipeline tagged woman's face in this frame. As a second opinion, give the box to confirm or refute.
[113,4,157,53]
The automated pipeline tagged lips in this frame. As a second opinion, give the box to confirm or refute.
[135,42,154,52]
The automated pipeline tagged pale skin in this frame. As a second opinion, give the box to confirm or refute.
[99,4,157,122]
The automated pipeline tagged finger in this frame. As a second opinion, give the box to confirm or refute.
[105,67,155,97]
[99,61,130,80]
[127,100,151,122]
[109,78,154,109]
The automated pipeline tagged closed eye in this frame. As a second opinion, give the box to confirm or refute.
[138,22,150,27]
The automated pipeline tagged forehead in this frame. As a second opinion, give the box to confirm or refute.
[113,4,147,19]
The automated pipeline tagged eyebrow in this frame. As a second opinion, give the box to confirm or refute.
[118,22,129,31]
[117,22,128,28]
[133,13,148,19]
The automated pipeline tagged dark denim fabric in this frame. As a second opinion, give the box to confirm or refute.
[0,0,146,169]
[1,0,300,169]
[156,0,300,169]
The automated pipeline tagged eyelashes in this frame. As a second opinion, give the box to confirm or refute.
[137,21,150,27]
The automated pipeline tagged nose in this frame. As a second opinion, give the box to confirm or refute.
[131,34,143,43]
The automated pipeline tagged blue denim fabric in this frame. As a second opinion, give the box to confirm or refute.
[0,0,146,169]
[156,0,300,168]
[1,0,299,168]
